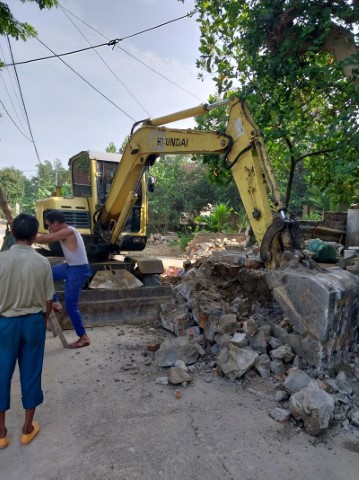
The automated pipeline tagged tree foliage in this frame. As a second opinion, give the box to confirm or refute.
[194,203,238,232]
[147,155,242,233]
[0,166,26,215]
[0,0,57,40]
[22,159,71,213]
[0,0,58,67]
[189,0,359,211]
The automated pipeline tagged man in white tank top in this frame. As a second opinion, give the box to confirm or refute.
[36,210,92,348]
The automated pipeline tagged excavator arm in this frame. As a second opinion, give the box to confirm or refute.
[95,97,297,266]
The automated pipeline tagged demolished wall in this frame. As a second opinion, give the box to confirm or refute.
[159,252,359,434]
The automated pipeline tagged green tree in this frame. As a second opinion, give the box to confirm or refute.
[0,166,26,215]
[0,0,58,65]
[147,155,243,233]
[105,142,118,154]
[187,0,359,212]
[106,137,130,154]
[22,159,70,213]
[194,203,237,232]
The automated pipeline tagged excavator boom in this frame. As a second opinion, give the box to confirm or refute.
[96,97,292,265]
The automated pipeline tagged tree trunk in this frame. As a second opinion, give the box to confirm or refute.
[322,24,359,89]
[0,185,13,223]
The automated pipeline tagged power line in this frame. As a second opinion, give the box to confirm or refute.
[115,9,197,41]
[4,4,200,104]
[59,5,203,102]
[6,36,41,163]
[0,42,28,131]
[2,38,120,67]
[35,37,136,121]
[2,9,197,68]
[59,4,151,117]
[0,76,28,135]
[0,99,32,141]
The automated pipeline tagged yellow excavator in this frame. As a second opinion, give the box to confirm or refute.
[35,97,359,357]
[35,150,149,261]
[36,98,290,267]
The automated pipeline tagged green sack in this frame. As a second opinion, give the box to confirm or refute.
[307,238,337,263]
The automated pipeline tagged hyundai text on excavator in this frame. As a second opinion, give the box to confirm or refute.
[35,97,359,359]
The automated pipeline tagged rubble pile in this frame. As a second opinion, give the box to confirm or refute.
[147,232,182,245]
[158,254,359,435]
[185,234,247,261]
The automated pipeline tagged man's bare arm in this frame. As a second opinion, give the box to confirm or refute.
[36,228,73,244]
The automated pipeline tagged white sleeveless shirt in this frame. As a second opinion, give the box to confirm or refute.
[60,226,89,266]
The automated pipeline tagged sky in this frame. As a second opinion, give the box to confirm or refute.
[0,0,216,177]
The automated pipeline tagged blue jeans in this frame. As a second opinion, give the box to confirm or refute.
[52,263,92,337]
[0,313,46,411]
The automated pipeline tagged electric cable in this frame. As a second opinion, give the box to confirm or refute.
[0,42,28,131]
[59,4,151,116]
[60,4,203,102]
[2,9,197,68]
[35,37,136,121]
[6,36,41,163]
[0,99,32,141]
[2,39,120,67]
[3,5,202,102]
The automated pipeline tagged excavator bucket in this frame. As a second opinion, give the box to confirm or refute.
[90,269,143,289]
[55,285,173,328]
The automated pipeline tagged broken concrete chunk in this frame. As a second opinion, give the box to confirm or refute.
[270,344,295,363]
[217,344,258,380]
[267,336,283,350]
[214,333,232,348]
[270,359,286,376]
[199,308,224,342]
[174,281,193,301]
[174,360,188,371]
[289,383,335,435]
[267,265,359,367]
[269,407,291,423]
[284,367,312,394]
[156,376,169,385]
[248,325,271,353]
[185,326,201,337]
[299,335,324,367]
[335,371,353,396]
[160,299,192,336]
[334,359,356,378]
[323,379,339,393]
[275,390,290,402]
[155,336,205,367]
[168,367,193,385]
[217,313,238,335]
[350,409,359,427]
[354,358,359,381]
[254,353,271,379]
[243,318,258,336]
[230,332,248,348]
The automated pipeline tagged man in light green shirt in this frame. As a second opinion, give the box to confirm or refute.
[0,214,54,448]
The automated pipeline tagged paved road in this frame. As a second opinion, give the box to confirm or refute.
[2,325,359,480]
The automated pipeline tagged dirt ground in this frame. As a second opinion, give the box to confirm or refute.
[1,325,358,480]
[1,229,359,479]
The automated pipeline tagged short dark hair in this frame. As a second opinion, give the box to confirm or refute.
[45,210,66,224]
[12,214,39,241]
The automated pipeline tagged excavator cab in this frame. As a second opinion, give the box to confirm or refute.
[35,150,149,260]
